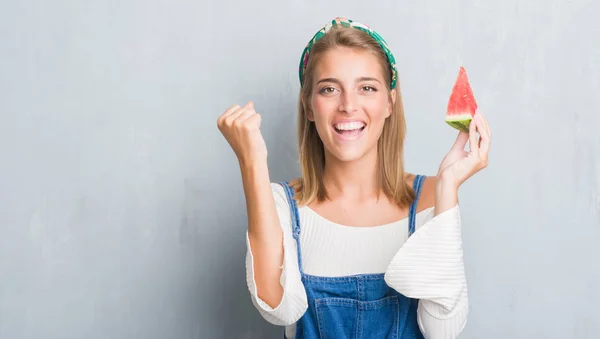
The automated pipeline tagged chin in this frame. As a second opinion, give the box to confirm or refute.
[327,146,371,163]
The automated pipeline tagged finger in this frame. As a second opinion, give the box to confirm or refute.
[245,113,262,129]
[223,104,242,117]
[468,115,479,154]
[477,113,490,140]
[225,101,253,124]
[220,104,243,123]
[240,101,256,122]
[217,104,241,127]
[482,114,491,140]
[479,133,490,157]
[475,109,490,137]
[472,109,486,149]
[235,107,258,125]
[478,115,491,157]
[451,131,469,151]
[476,111,491,153]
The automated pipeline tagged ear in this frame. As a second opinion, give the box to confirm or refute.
[387,89,396,118]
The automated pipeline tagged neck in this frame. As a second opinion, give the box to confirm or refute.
[322,147,380,201]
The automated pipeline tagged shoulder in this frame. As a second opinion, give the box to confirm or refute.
[270,182,288,203]
[270,180,300,208]
[418,175,437,212]
[406,173,437,213]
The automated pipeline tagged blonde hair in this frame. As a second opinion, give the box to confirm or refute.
[292,25,415,207]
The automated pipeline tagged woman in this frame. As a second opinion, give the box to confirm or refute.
[217,17,490,339]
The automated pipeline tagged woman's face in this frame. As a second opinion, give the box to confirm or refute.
[308,46,395,163]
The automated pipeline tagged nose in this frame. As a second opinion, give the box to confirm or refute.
[338,90,358,114]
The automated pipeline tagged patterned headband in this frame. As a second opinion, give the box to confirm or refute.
[298,17,398,89]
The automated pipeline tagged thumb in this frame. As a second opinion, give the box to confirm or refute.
[451,131,469,151]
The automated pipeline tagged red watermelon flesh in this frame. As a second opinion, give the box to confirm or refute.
[445,66,478,132]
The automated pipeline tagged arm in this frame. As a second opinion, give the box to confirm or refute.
[244,181,308,325]
[386,112,491,338]
[242,160,286,307]
[217,102,307,325]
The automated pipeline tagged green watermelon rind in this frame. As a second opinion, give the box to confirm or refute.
[445,119,471,132]
[445,112,472,132]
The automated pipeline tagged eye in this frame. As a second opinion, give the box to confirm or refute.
[362,85,377,92]
[319,87,337,94]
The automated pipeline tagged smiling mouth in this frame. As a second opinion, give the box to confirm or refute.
[332,122,366,141]
[333,125,366,134]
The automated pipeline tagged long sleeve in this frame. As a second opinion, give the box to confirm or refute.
[244,183,308,326]
[384,205,468,339]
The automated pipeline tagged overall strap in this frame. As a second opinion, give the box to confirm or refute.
[279,181,304,274]
[408,175,426,236]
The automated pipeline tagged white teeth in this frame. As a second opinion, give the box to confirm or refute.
[334,122,365,131]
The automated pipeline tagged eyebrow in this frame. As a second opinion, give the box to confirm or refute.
[316,77,382,85]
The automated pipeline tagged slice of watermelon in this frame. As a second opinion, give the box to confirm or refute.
[445,66,478,132]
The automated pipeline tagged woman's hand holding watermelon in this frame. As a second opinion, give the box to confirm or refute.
[437,66,491,190]
[433,110,491,216]
[437,110,491,189]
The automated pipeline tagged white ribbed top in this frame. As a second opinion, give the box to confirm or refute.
[245,183,469,339]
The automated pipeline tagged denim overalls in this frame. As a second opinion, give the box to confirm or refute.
[280,175,426,339]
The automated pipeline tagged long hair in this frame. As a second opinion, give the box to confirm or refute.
[292,25,415,207]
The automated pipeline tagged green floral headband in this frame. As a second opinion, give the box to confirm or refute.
[298,17,398,89]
